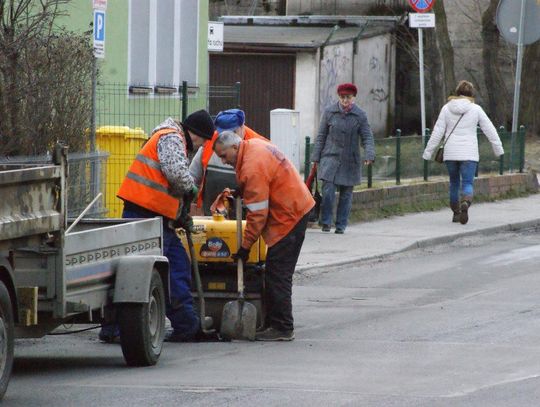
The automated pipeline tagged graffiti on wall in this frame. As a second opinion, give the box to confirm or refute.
[319,44,351,116]
[368,56,388,103]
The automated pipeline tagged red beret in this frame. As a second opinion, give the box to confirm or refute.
[337,83,357,96]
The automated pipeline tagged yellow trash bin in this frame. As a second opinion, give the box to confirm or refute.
[96,126,148,217]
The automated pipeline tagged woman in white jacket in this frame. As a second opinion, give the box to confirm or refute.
[423,81,504,224]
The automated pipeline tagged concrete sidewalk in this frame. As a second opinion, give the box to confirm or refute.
[297,193,540,272]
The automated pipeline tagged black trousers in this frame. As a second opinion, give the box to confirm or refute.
[264,212,310,331]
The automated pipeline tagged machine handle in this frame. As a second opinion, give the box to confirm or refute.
[236,196,244,297]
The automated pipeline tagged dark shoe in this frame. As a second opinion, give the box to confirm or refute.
[255,327,294,341]
[450,202,461,223]
[321,224,331,232]
[460,198,472,225]
[164,329,196,343]
[335,229,344,234]
[98,324,120,344]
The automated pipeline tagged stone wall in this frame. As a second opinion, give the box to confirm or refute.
[350,172,539,218]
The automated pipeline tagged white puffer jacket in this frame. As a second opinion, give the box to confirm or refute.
[423,97,504,162]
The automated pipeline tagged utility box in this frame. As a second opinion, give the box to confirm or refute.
[270,109,301,171]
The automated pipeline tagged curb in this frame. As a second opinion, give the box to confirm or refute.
[296,218,540,276]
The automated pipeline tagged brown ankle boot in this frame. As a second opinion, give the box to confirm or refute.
[459,197,472,225]
[450,202,461,223]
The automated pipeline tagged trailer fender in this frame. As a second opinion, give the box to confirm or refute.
[113,256,169,304]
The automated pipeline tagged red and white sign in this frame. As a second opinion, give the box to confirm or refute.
[408,0,435,13]
[93,0,107,10]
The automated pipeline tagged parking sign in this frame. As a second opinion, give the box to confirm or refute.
[93,10,105,58]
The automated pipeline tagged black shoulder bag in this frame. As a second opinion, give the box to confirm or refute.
[434,113,465,164]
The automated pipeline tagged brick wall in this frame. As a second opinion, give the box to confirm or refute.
[350,172,539,216]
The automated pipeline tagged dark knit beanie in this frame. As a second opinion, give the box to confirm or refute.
[182,110,215,140]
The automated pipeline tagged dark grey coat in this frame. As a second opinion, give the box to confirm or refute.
[311,103,375,186]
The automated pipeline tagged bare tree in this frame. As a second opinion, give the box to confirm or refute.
[422,0,455,125]
[521,41,540,135]
[0,0,93,155]
[480,0,512,128]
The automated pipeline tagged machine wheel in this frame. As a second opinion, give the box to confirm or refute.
[118,269,165,366]
[0,281,14,399]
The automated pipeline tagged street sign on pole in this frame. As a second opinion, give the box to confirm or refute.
[496,0,540,171]
[408,0,435,13]
[409,13,435,28]
[408,0,436,144]
[93,9,106,59]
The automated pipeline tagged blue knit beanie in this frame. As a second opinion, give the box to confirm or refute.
[215,109,246,133]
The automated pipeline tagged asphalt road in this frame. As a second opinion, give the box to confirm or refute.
[5,230,540,406]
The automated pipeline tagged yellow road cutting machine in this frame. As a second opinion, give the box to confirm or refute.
[180,213,266,331]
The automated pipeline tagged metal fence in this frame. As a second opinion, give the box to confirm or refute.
[95,82,241,136]
[0,151,109,218]
[304,126,527,187]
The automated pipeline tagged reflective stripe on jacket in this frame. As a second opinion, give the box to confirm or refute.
[117,128,187,219]
[196,126,266,208]
[236,138,315,248]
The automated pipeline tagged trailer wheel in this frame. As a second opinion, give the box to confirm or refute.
[0,281,14,399]
[118,269,165,366]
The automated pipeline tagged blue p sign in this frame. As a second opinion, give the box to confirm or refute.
[94,10,105,42]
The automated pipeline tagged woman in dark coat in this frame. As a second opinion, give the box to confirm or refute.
[311,83,375,234]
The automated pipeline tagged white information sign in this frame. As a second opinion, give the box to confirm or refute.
[409,13,436,28]
[208,21,224,52]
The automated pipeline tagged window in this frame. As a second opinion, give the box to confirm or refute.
[128,0,199,89]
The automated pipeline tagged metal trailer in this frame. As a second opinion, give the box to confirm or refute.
[0,144,169,399]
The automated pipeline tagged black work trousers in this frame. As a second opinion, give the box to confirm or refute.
[264,212,310,332]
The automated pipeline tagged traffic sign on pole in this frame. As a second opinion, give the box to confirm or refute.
[93,9,105,58]
[408,0,435,13]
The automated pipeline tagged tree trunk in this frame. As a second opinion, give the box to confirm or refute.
[521,41,540,135]
[424,0,455,126]
[481,0,511,128]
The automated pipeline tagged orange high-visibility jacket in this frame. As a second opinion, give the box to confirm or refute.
[196,126,266,208]
[117,128,187,219]
[236,138,315,249]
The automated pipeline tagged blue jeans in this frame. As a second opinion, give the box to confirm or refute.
[122,208,199,338]
[445,160,478,204]
[321,181,354,231]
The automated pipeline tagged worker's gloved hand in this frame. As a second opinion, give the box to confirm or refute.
[232,247,250,263]
[184,185,199,205]
[171,214,194,231]
[230,188,242,199]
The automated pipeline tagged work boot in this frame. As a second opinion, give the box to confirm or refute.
[459,197,472,225]
[98,324,120,344]
[255,327,294,342]
[321,224,331,232]
[450,202,461,223]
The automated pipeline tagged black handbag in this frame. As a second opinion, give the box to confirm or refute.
[434,113,465,163]
[305,165,321,223]
[309,178,322,223]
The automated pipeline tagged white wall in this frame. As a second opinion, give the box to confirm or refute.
[294,51,319,167]
[353,33,395,136]
[318,42,354,115]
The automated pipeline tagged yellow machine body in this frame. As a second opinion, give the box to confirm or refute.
[180,214,267,263]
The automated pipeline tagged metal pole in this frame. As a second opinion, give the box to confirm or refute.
[395,129,401,185]
[304,136,311,182]
[367,163,372,189]
[499,126,506,175]
[234,82,241,108]
[182,81,188,121]
[90,57,97,153]
[423,128,430,181]
[418,28,426,144]
[510,0,527,173]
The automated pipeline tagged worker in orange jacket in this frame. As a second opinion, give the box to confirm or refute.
[214,131,315,341]
[189,109,266,215]
[104,112,215,344]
